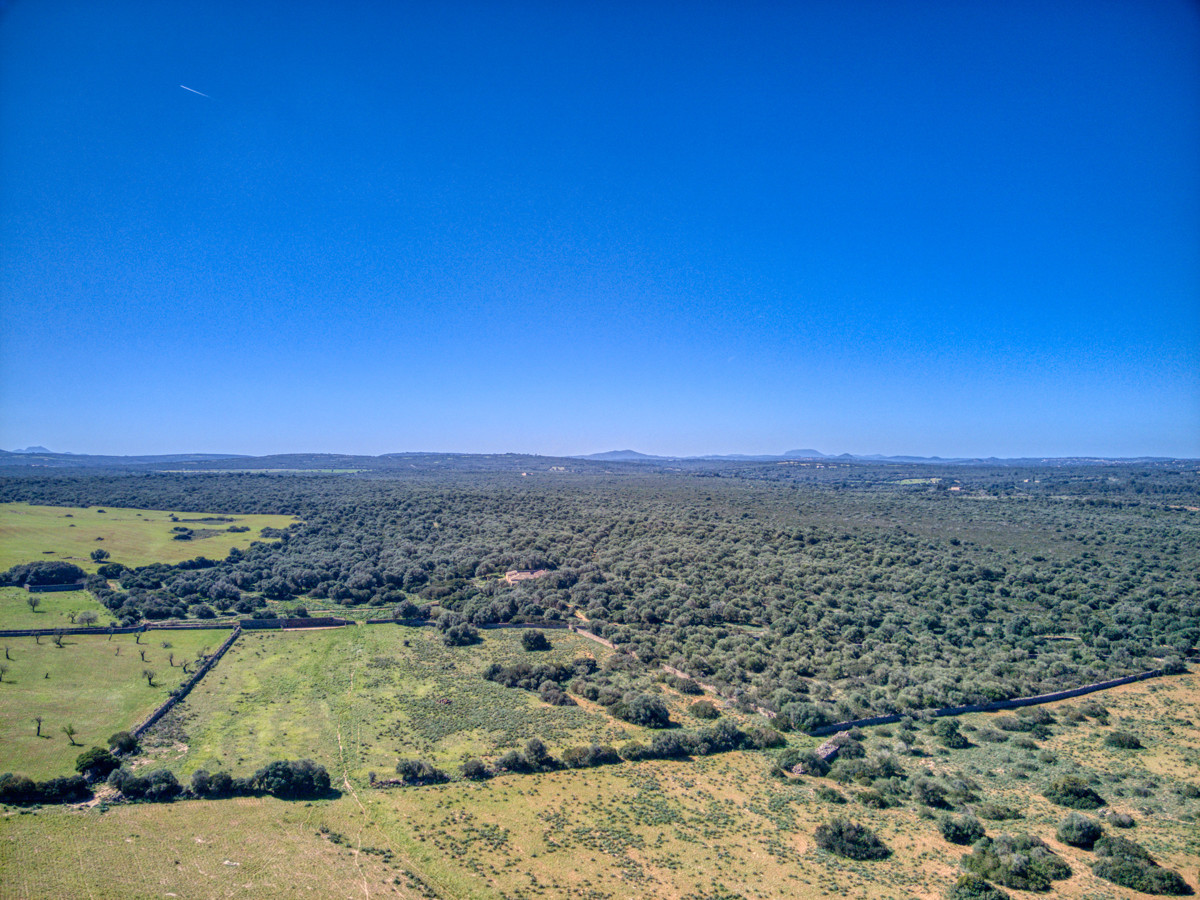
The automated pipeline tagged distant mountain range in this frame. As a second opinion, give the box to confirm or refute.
[0,447,1186,471]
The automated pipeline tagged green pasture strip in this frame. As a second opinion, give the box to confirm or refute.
[155,625,645,784]
[0,586,112,630]
[0,501,297,572]
[0,629,221,779]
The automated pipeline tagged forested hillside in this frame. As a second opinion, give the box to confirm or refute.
[2,461,1196,724]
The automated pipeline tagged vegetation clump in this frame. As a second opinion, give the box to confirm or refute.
[939,814,986,846]
[961,833,1071,891]
[814,817,891,860]
[945,873,1011,900]
[1055,813,1103,848]
[1104,730,1143,749]
[1044,775,1104,809]
[1092,835,1193,895]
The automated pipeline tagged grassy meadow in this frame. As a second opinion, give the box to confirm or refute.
[0,502,297,572]
[145,625,671,781]
[0,629,223,778]
[0,585,112,630]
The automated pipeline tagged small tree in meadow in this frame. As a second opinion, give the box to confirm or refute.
[142,669,157,687]
[26,595,41,613]
[63,724,79,746]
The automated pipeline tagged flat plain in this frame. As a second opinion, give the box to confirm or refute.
[0,502,296,572]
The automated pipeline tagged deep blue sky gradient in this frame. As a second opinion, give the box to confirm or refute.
[2,0,1198,457]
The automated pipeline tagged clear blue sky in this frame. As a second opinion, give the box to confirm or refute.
[2,0,1198,458]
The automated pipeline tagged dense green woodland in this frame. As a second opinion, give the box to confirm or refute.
[2,460,1197,723]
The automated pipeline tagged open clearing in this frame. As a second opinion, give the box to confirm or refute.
[149,625,663,781]
[0,585,111,630]
[0,629,219,778]
[0,502,297,572]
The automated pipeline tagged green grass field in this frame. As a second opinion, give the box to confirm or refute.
[0,586,112,630]
[0,629,225,778]
[0,502,297,573]
[151,625,658,783]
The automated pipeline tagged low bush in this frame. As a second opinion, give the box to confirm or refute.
[1055,813,1103,848]
[1044,775,1104,809]
[939,814,986,845]
[961,833,1070,891]
[460,758,491,780]
[561,744,621,769]
[521,630,550,652]
[1104,730,1143,749]
[107,731,139,754]
[691,700,720,719]
[1092,859,1192,895]
[75,747,120,780]
[814,818,891,860]
[394,759,448,786]
[975,802,1023,821]
[945,873,1011,900]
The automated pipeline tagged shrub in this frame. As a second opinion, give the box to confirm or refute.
[36,775,90,804]
[961,833,1071,891]
[495,750,533,773]
[975,802,1023,821]
[940,814,986,845]
[521,738,558,771]
[562,744,621,769]
[1104,730,1143,749]
[394,759,448,786]
[612,693,671,728]
[745,724,787,749]
[945,873,1011,900]
[521,630,551,651]
[815,785,847,804]
[75,747,119,780]
[1104,811,1136,828]
[460,758,491,780]
[1055,813,1102,848]
[109,768,181,802]
[442,623,480,646]
[107,731,139,754]
[933,719,969,749]
[253,759,332,797]
[814,818,891,860]
[1092,859,1192,895]
[691,700,720,720]
[1094,834,1154,863]
[671,676,704,695]
[911,776,950,808]
[0,773,39,804]
[1044,775,1104,809]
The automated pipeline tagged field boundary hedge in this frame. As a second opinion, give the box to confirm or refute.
[133,624,242,737]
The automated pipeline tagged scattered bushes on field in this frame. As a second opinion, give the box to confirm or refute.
[814,818,891,860]
[975,802,1023,821]
[932,719,969,749]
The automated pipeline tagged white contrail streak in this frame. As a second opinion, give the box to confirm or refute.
[179,85,211,98]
